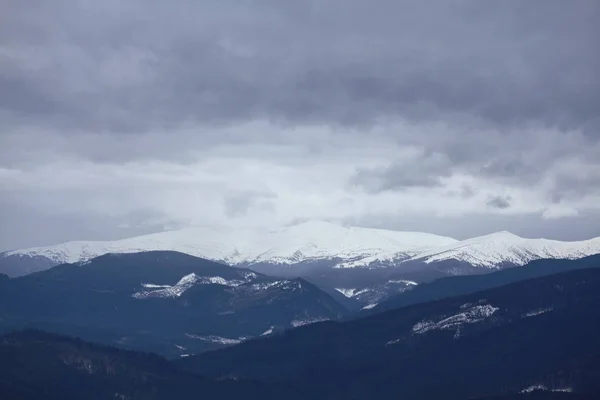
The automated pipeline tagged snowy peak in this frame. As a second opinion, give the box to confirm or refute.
[411,232,600,268]
[2,222,600,277]
[2,221,458,272]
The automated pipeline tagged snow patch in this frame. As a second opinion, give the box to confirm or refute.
[184,334,247,345]
[520,385,572,393]
[412,304,499,336]
[142,283,171,289]
[291,317,329,327]
[133,273,249,299]
[523,307,553,318]
[362,303,378,310]
[261,326,274,336]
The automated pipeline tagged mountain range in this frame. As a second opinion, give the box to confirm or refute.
[0,251,345,357]
[3,221,600,278]
[3,264,600,400]
[177,267,600,399]
[3,221,599,308]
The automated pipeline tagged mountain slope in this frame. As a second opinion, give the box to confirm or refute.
[361,254,600,316]
[0,221,457,277]
[0,330,285,400]
[408,231,600,268]
[7,331,592,400]
[177,268,600,399]
[0,251,346,357]
[3,222,599,281]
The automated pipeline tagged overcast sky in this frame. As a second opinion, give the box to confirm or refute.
[1,0,599,250]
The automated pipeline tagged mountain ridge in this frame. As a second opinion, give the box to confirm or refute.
[176,267,600,399]
[0,251,347,357]
[2,221,599,278]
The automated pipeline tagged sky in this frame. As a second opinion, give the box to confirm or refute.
[1,0,599,250]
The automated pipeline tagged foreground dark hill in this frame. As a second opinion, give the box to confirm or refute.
[0,330,281,400]
[3,330,594,400]
[177,268,600,400]
[0,251,346,357]
[360,254,600,317]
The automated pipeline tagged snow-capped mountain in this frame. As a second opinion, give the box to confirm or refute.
[1,221,600,278]
[408,231,600,268]
[0,221,457,276]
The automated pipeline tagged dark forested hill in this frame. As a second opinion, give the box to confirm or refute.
[0,330,283,400]
[177,268,600,400]
[0,251,346,357]
[360,254,600,317]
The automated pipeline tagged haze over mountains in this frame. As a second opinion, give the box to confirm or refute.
[3,221,600,278]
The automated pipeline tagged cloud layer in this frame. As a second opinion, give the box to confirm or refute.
[1,0,599,249]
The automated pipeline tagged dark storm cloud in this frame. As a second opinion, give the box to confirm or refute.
[486,195,512,210]
[1,0,599,136]
[350,151,452,192]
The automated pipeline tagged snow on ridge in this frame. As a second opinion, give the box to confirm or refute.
[291,317,329,327]
[412,304,499,336]
[520,385,572,393]
[411,233,600,268]
[133,273,248,299]
[5,221,600,274]
[261,326,274,336]
[523,307,553,318]
[184,334,247,345]
[388,279,418,286]
[3,220,458,268]
[334,288,359,298]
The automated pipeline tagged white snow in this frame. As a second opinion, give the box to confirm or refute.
[410,231,600,268]
[3,220,457,268]
[523,307,553,318]
[261,326,274,336]
[4,221,600,274]
[291,317,329,327]
[388,279,418,286]
[334,288,359,298]
[521,385,572,393]
[336,280,418,305]
[133,273,249,299]
[184,334,246,345]
[361,303,378,310]
[412,304,499,336]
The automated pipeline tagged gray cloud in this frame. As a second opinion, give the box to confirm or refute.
[486,195,512,210]
[1,0,599,136]
[349,151,452,192]
[1,0,599,249]
[224,190,277,218]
